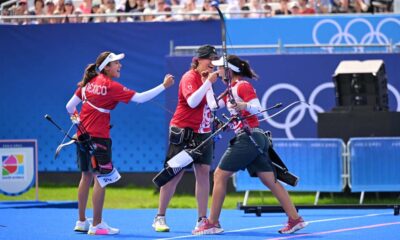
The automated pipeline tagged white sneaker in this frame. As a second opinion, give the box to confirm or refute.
[152,216,170,232]
[87,221,119,235]
[194,217,208,231]
[74,218,92,232]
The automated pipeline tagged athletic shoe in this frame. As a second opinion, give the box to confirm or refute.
[87,221,119,235]
[152,216,170,232]
[74,218,92,232]
[278,216,308,234]
[194,217,208,231]
[192,219,224,235]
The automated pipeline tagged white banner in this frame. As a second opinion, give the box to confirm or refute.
[0,140,37,196]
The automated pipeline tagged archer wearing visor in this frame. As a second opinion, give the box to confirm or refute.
[152,44,223,233]
[193,55,308,235]
[65,51,174,235]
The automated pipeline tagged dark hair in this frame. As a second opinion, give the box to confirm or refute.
[190,57,199,70]
[228,55,259,80]
[78,51,110,87]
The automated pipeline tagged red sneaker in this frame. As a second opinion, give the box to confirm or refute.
[278,216,308,234]
[192,219,224,235]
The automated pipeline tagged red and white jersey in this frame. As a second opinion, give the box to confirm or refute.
[225,80,259,131]
[170,69,212,133]
[75,74,136,138]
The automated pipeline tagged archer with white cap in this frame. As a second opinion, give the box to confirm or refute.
[193,55,308,235]
[66,51,174,235]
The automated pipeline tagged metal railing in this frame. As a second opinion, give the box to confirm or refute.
[170,41,399,55]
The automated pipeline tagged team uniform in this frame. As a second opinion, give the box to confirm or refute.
[218,80,274,177]
[167,69,213,166]
[74,73,135,172]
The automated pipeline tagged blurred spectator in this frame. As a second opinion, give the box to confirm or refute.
[55,0,66,13]
[12,0,29,24]
[62,0,75,23]
[153,5,178,21]
[298,0,316,13]
[331,0,349,12]
[264,3,273,16]
[291,2,300,14]
[198,0,219,20]
[241,5,250,18]
[148,0,168,21]
[129,0,146,21]
[142,7,153,20]
[226,0,246,18]
[79,0,93,13]
[29,0,45,24]
[69,8,83,22]
[124,0,138,12]
[46,0,56,14]
[275,0,292,15]
[350,0,369,12]
[178,0,199,21]
[311,0,332,13]
[94,5,107,22]
[248,0,264,18]
[105,0,118,22]
[45,0,58,23]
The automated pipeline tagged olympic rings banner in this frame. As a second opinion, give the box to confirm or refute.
[166,53,400,141]
[227,14,400,53]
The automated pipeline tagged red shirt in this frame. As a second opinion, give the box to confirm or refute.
[75,74,136,138]
[226,80,259,131]
[170,69,212,133]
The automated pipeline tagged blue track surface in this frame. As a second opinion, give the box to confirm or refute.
[0,207,399,240]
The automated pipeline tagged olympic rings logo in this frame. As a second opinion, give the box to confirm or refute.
[261,83,400,139]
[312,18,400,53]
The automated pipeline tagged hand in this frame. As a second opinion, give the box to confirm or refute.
[227,100,247,112]
[70,114,80,125]
[202,70,219,84]
[163,74,174,88]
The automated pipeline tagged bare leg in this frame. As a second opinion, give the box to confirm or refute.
[193,164,210,218]
[157,170,185,215]
[92,177,106,226]
[257,172,299,219]
[78,171,93,221]
[209,168,234,224]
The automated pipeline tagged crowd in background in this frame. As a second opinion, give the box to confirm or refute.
[0,0,395,24]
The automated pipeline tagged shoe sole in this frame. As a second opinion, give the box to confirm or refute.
[88,231,120,235]
[279,222,308,234]
[152,224,170,232]
[192,228,224,235]
[74,228,89,233]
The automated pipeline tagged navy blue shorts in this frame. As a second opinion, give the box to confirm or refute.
[218,129,273,177]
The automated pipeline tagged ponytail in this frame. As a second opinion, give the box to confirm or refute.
[78,63,97,87]
[239,60,259,80]
[77,51,111,87]
[227,55,259,80]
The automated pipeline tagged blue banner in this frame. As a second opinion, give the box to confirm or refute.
[0,15,399,172]
[226,15,400,53]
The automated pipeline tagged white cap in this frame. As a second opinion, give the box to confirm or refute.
[211,57,240,73]
[98,53,125,72]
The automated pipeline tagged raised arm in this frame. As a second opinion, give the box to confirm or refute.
[187,71,219,108]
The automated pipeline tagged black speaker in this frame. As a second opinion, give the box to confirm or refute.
[332,60,388,112]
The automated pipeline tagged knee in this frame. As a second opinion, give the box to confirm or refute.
[81,172,93,182]
[213,169,229,183]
